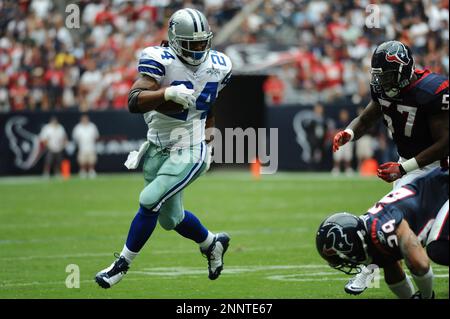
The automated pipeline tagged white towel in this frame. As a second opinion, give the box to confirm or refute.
[124,141,150,169]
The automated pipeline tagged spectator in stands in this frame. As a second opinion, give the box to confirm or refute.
[0,73,10,112]
[39,116,67,178]
[263,74,285,106]
[332,109,354,176]
[79,59,102,111]
[309,103,328,169]
[72,114,99,179]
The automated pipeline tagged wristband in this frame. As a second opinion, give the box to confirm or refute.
[400,157,419,173]
[344,128,354,141]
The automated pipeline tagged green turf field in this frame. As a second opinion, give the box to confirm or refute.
[0,171,448,299]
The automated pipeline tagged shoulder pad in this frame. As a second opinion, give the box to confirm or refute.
[209,50,232,73]
[138,46,176,81]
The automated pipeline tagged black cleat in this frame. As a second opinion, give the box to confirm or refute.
[200,233,230,280]
[411,290,435,299]
[95,253,129,289]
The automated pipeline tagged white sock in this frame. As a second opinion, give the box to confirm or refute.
[199,231,215,250]
[388,276,415,299]
[120,245,139,264]
[412,267,434,299]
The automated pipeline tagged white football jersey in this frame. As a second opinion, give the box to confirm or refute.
[137,46,232,148]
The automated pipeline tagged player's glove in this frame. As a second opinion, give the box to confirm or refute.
[333,129,354,152]
[377,162,406,183]
[164,84,196,109]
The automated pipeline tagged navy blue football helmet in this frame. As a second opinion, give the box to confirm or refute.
[316,213,372,274]
[370,41,415,97]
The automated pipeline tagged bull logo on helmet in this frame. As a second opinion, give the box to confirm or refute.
[322,225,354,257]
[385,42,410,65]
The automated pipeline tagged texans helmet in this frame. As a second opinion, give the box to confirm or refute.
[316,213,371,274]
[370,40,415,98]
[167,8,213,66]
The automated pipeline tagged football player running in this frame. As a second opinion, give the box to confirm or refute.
[95,8,232,288]
[332,41,449,295]
[316,167,449,299]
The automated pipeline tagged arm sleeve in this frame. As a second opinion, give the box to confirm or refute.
[369,210,404,260]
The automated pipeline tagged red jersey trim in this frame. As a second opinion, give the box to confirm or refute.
[435,80,449,94]
[371,218,392,256]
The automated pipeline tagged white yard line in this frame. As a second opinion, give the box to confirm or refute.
[0,264,447,289]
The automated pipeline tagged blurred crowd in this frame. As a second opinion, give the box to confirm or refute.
[259,0,449,105]
[0,0,231,112]
[0,0,448,112]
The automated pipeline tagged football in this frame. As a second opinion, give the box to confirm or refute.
[156,100,185,115]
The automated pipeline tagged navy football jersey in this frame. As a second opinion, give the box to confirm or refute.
[370,69,449,159]
[361,168,449,266]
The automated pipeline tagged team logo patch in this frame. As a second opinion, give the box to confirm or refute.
[322,225,354,256]
[377,231,386,244]
[385,43,410,65]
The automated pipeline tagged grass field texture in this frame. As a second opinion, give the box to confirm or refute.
[0,171,448,299]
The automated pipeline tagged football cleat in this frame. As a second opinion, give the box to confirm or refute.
[411,291,435,299]
[200,233,230,280]
[344,266,374,295]
[95,253,129,289]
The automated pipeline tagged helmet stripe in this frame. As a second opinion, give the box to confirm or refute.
[194,9,205,32]
[185,9,198,32]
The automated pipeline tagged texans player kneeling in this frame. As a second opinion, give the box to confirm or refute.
[316,168,448,299]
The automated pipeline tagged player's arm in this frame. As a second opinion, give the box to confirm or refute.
[378,93,449,183]
[128,74,195,114]
[414,111,449,168]
[333,100,382,152]
[396,220,434,298]
[128,75,165,113]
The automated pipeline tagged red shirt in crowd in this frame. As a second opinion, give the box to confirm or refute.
[263,75,285,105]
[44,68,64,87]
